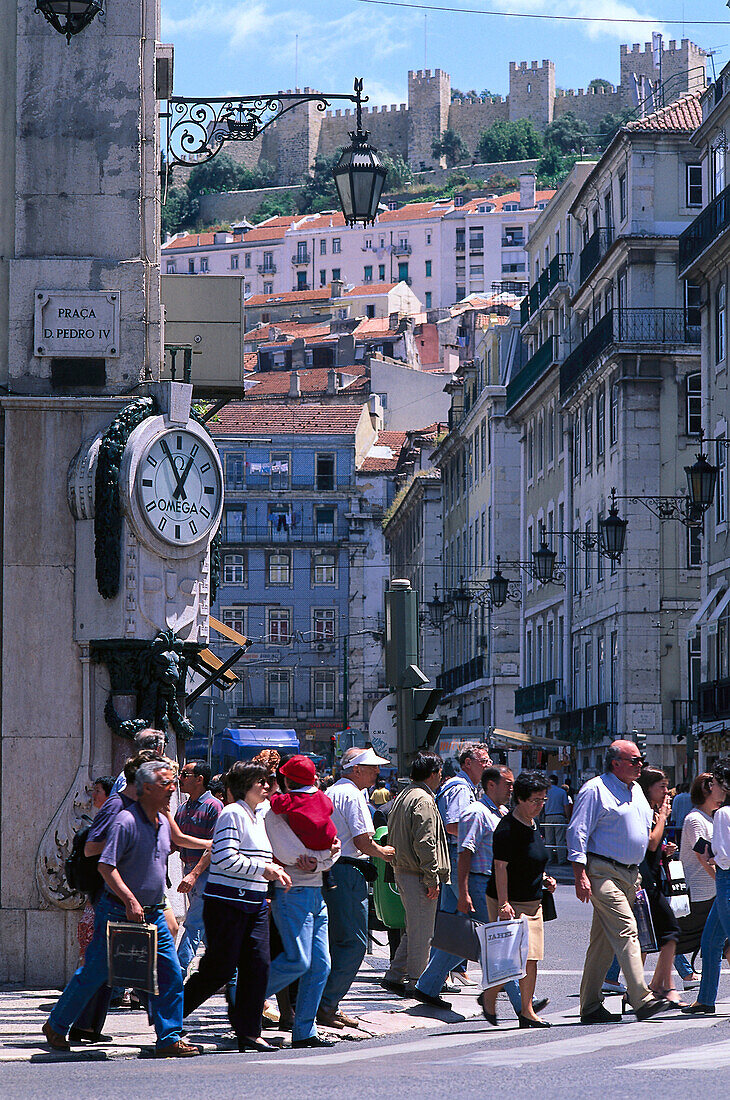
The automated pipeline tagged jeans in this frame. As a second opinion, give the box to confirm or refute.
[266,886,330,1042]
[415,872,521,1013]
[320,862,368,1014]
[48,893,183,1049]
[698,868,730,1007]
[177,873,208,977]
[184,897,270,1040]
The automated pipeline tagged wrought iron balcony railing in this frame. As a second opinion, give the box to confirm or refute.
[697,678,730,722]
[679,181,730,272]
[506,335,558,411]
[559,701,615,744]
[579,227,613,287]
[257,264,277,275]
[519,254,572,325]
[436,654,485,694]
[514,678,562,716]
[291,252,311,265]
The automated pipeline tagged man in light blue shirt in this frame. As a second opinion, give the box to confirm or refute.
[435,744,491,916]
[568,740,671,1025]
[544,775,570,863]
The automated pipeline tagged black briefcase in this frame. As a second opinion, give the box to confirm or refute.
[431,909,483,962]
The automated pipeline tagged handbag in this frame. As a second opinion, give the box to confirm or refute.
[541,887,557,922]
[107,920,159,995]
[660,856,691,918]
[633,887,658,953]
[476,917,529,989]
[432,909,482,962]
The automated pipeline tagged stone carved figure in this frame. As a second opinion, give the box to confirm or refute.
[101,629,195,741]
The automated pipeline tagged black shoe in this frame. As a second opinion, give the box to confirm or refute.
[68,1026,113,1044]
[381,978,410,997]
[237,1037,281,1053]
[580,1005,621,1024]
[476,991,497,1026]
[532,997,550,1015]
[635,996,672,1022]
[681,1003,715,1015]
[412,988,452,1011]
[291,1036,336,1048]
[518,1014,551,1028]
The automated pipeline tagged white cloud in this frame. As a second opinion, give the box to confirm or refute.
[481,0,666,42]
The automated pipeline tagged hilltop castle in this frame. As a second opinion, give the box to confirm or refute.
[225,38,706,185]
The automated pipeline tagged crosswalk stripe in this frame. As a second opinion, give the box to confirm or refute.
[623,1037,730,1071]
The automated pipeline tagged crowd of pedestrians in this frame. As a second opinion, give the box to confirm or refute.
[42,732,730,1055]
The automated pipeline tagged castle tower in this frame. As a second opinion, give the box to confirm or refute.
[509,60,555,129]
[262,89,326,184]
[408,69,450,170]
[619,38,707,101]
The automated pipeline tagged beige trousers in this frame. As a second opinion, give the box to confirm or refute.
[385,869,438,984]
[579,855,654,1016]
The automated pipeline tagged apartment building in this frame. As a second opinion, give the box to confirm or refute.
[678,60,730,764]
[510,95,703,780]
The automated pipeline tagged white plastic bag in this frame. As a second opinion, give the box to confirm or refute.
[476,916,529,989]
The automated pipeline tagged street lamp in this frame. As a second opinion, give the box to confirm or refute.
[533,542,557,585]
[451,581,472,625]
[332,80,387,227]
[599,491,628,560]
[488,557,510,609]
[685,451,719,513]
[427,585,449,629]
[35,0,103,42]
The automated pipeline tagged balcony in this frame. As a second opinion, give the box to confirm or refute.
[579,227,613,287]
[225,476,354,493]
[455,238,465,253]
[393,243,412,256]
[436,654,485,694]
[221,524,349,546]
[679,181,730,273]
[506,335,557,411]
[291,284,311,292]
[559,702,615,744]
[514,678,562,717]
[697,678,730,722]
[502,235,525,248]
[257,264,277,275]
[672,698,695,737]
[560,308,700,398]
[519,254,572,326]
[291,252,311,266]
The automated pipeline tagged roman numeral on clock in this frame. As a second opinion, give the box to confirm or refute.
[145,501,156,512]
[142,478,153,487]
[200,462,210,473]
[190,444,199,457]
[175,525,181,540]
[189,520,197,535]
[200,507,210,519]
[158,518,166,532]
[204,486,214,495]
[147,456,157,467]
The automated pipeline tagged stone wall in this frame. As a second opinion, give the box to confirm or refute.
[447,97,510,156]
[318,103,410,161]
[408,69,451,169]
[509,59,555,127]
[199,185,302,224]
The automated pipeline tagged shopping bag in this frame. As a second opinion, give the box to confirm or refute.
[633,888,658,954]
[107,921,159,995]
[661,858,691,918]
[432,909,482,962]
[476,917,529,988]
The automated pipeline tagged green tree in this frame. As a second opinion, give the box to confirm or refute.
[161,185,199,238]
[543,112,591,155]
[474,119,543,163]
[588,78,614,92]
[536,146,576,189]
[431,128,468,167]
[380,151,413,189]
[296,152,341,214]
[593,108,634,149]
[252,192,296,222]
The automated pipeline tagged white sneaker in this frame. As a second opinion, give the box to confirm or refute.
[602,981,626,995]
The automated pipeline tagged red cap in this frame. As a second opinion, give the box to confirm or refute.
[279,755,317,785]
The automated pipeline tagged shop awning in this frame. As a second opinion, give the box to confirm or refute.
[706,585,730,629]
[685,583,725,639]
[492,727,572,749]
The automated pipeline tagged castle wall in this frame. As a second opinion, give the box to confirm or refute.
[319,103,410,161]
[620,38,706,99]
[553,85,635,122]
[509,60,555,128]
[408,69,451,169]
[447,97,509,154]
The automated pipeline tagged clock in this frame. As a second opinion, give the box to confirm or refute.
[135,427,223,547]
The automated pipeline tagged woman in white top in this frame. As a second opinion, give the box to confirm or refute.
[676,773,726,974]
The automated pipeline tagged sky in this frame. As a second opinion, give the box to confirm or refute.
[161,0,730,106]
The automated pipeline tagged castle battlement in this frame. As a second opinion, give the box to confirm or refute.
[509,60,553,72]
[557,85,618,98]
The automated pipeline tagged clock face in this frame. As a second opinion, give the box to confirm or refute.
[136,429,222,547]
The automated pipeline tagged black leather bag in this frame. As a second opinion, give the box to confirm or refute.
[432,909,483,961]
[541,888,557,922]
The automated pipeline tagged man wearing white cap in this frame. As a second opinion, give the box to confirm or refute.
[316,746,395,1030]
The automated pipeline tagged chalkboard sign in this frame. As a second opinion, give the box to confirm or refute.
[107,921,158,995]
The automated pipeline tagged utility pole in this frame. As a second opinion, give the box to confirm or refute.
[342,635,349,735]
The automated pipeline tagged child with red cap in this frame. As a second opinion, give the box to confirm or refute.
[270,755,337,851]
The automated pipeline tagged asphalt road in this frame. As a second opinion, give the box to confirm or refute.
[4,885,730,1100]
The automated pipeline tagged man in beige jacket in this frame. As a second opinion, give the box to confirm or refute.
[382,751,450,997]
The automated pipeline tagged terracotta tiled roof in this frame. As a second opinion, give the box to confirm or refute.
[341,282,397,297]
[243,351,258,371]
[360,430,409,472]
[244,321,333,342]
[624,90,702,133]
[290,211,347,230]
[352,317,399,337]
[209,402,367,436]
[242,367,368,399]
[162,230,242,250]
[378,202,443,222]
[459,189,556,214]
[245,288,332,307]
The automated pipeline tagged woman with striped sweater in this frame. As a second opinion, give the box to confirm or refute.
[183,763,292,1052]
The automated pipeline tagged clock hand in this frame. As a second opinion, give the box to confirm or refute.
[160,439,187,501]
[173,454,196,501]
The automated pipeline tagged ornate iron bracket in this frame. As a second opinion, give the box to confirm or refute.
[614,495,703,529]
[467,579,522,607]
[164,84,366,168]
[500,560,567,588]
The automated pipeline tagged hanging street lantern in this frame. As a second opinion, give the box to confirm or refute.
[533,541,557,585]
[427,585,448,629]
[332,79,388,226]
[35,0,104,42]
[450,581,472,625]
[685,451,719,514]
[488,557,510,609]
[599,491,628,560]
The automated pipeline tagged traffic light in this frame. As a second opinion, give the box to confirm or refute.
[399,685,444,756]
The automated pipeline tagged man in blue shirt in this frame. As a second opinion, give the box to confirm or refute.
[175,761,222,977]
[43,761,201,1057]
[544,775,570,864]
[435,744,491,916]
[568,740,673,1025]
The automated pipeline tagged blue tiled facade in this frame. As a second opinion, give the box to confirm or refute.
[212,431,358,755]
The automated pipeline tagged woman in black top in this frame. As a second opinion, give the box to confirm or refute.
[638,766,683,1006]
[481,772,556,1027]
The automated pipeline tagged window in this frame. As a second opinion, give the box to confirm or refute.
[717,436,727,526]
[378,264,385,281]
[262,251,274,271]
[455,228,465,250]
[366,304,375,318]
[597,515,604,583]
[610,380,619,445]
[320,239,326,255]
[687,524,702,568]
[686,373,702,435]
[610,631,618,701]
[713,145,726,199]
[221,606,246,635]
[267,608,291,646]
[535,623,543,683]
[222,554,246,585]
[546,620,554,680]
[686,164,702,207]
[527,426,534,481]
[226,452,246,490]
[230,255,239,270]
[320,269,327,287]
[313,551,336,585]
[573,412,581,477]
[425,260,432,277]
[425,292,432,308]
[313,608,336,643]
[316,507,335,541]
[267,551,291,585]
[270,451,290,490]
[364,265,373,283]
[717,283,727,364]
[469,228,484,252]
[316,453,335,491]
[584,402,592,468]
[547,406,554,465]
[268,505,291,540]
[426,230,432,245]
[585,520,592,588]
[619,174,627,221]
[188,259,195,274]
[331,268,340,281]
[166,261,176,273]
[481,420,487,474]
[313,670,336,716]
[596,390,605,457]
[537,417,544,474]
[573,643,581,706]
[525,629,532,685]
[263,282,273,294]
[268,670,290,714]
[245,253,251,269]
[584,640,593,706]
[604,190,613,231]
[297,271,307,290]
[332,238,341,254]
[597,636,606,701]
[398,262,409,282]
[223,507,244,541]
[686,282,701,332]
